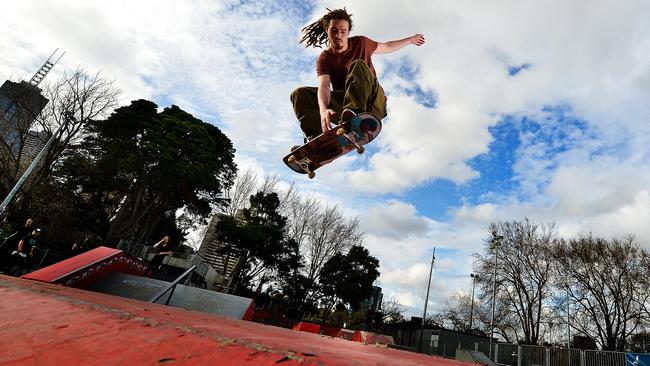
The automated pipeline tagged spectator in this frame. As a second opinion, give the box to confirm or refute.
[9,227,43,276]
[145,235,173,278]
[0,218,35,273]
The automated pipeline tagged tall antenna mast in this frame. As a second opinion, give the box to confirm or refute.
[28,48,65,86]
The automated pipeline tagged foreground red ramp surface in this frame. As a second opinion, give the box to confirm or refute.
[0,276,470,366]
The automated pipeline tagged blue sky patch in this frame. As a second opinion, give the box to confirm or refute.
[397,106,604,222]
[383,59,437,109]
[507,63,531,76]
[398,116,520,222]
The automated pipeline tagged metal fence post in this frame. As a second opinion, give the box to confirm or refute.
[495,344,499,364]
[580,350,585,366]
[545,348,550,366]
[518,345,522,366]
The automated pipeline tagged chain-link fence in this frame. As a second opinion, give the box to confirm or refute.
[432,341,630,366]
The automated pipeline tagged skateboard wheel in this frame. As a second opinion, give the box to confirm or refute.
[336,128,345,136]
[288,155,296,163]
[308,172,315,179]
[356,146,365,154]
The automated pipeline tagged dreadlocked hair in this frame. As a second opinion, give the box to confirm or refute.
[299,8,353,48]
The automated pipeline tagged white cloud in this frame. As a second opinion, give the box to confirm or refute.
[363,201,429,239]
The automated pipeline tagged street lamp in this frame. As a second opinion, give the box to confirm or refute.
[489,230,503,360]
[469,273,479,331]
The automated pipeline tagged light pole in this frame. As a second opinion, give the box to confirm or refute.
[566,285,570,349]
[418,247,436,353]
[489,230,503,360]
[469,273,478,331]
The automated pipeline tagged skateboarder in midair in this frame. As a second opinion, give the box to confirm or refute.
[291,8,425,146]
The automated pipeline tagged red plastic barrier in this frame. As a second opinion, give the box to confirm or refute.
[292,322,321,334]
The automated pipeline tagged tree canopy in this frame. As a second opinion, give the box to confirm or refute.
[55,99,236,246]
[215,191,298,295]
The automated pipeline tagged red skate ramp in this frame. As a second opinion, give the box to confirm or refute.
[0,275,474,366]
[21,246,145,288]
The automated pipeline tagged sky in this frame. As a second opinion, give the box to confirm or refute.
[2,0,650,318]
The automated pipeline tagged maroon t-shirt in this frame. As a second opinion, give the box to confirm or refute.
[316,36,378,91]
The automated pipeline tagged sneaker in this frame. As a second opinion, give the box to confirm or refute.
[340,108,357,124]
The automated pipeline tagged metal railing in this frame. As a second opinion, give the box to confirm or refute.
[149,265,197,305]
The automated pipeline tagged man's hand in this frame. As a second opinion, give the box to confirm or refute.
[321,109,336,133]
[411,34,425,46]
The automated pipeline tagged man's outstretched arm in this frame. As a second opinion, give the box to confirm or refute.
[375,34,425,54]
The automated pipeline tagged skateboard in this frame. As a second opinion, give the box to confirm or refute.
[283,112,382,178]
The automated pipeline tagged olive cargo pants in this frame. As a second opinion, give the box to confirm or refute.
[290,60,387,139]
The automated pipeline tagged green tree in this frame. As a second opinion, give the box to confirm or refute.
[571,335,598,350]
[319,245,380,324]
[56,99,236,245]
[275,255,316,320]
[216,192,297,296]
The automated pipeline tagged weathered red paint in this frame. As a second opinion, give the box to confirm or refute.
[0,275,474,366]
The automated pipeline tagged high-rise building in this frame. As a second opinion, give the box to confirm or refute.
[0,49,62,154]
[0,80,49,151]
[21,130,51,163]
[197,213,242,291]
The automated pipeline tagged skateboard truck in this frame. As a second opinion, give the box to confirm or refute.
[287,155,316,179]
[336,127,365,154]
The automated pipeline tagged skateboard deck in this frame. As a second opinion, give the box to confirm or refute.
[283,112,382,178]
